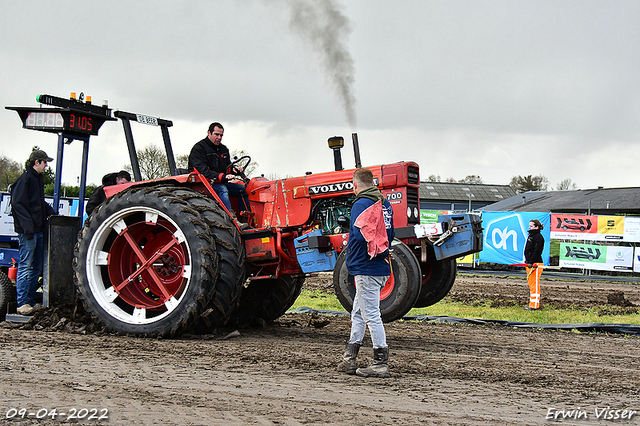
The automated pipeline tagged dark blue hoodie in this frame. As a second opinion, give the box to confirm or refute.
[346,186,395,276]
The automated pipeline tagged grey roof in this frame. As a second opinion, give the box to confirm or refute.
[419,182,516,203]
[480,191,548,211]
[483,187,640,214]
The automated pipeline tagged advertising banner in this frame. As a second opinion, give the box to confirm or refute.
[624,217,640,243]
[457,253,475,267]
[634,247,640,273]
[559,242,633,271]
[420,210,449,224]
[480,212,550,265]
[0,193,15,241]
[596,216,624,240]
[0,192,71,241]
[550,213,624,241]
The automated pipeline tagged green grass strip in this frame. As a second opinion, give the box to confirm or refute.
[291,290,640,325]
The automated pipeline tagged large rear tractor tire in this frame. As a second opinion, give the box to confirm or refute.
[73,186,218,337]
[0,270,16,320]
[184,192,246,333]
[226,276,304,327]
[333,240,421,322]
[412,245,457,308]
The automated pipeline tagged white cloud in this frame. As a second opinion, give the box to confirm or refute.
[2,0,639,190]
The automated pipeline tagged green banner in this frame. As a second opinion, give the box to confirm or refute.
[420,210,441,224]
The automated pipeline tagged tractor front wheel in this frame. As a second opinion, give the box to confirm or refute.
[412,244,457,308]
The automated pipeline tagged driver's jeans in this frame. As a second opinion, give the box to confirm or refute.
[212,183,250,213]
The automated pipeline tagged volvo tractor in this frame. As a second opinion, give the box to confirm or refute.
[7,94,483,336]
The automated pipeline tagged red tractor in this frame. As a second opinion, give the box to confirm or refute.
[71,111,482,337]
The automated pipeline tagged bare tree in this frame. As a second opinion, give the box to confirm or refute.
[509,174,549,194]
[176,154,189,169]
[262,172,293,181]
[124,144,170,180]
[131,147,259,180]
[556,178,577,190]
[426,174,483,184]
[230,149,258,178]
[0,155,23,191]
[459,175,483,184]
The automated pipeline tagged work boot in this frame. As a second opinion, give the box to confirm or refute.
[17,304,35,315]
[356,347,390,378]
[229,210,250,230]
[337,342,361,374]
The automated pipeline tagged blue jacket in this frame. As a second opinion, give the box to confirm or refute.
[346,191,395,276]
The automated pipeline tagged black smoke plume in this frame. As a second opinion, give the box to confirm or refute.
[286,0,357,128]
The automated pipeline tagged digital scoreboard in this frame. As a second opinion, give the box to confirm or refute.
[22,110,98,134]
[6,93,116,137]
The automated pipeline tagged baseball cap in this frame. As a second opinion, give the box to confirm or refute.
[29,150,54,163]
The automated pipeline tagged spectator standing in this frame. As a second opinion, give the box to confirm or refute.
[524,219,545,310]
[11,150,56,315]
[337,168,394,378]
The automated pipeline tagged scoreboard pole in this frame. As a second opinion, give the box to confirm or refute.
[51,132,90,215]
[53,133,65,215]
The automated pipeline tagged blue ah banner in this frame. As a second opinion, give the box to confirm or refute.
[480,212,551,265]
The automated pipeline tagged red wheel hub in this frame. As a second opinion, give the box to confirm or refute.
[380,273,395,300]
[107,219,188,310]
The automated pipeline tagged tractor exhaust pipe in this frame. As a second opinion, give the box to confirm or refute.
[352,133,362,168]
[328,136,344,171]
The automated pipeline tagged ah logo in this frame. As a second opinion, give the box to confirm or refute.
[480,212,548,265]
[492,227,518,251]
[485,214,523,254]
[479,212,535,265]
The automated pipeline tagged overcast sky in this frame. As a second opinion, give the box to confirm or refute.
[1,0,639,190]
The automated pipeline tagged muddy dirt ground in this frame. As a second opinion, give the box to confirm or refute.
[2,272,640,425]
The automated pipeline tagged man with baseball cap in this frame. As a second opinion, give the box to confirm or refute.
[11,149,56,315]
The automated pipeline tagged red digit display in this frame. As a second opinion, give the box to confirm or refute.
[69,113,94,133]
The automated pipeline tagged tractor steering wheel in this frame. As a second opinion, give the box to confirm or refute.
[227,155,252,184]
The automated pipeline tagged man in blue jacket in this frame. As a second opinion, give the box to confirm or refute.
[11,150,56,315]
[337,167,394,378]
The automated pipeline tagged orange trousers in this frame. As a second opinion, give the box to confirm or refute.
[526,263,543,309]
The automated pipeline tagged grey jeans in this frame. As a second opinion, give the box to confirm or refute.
[348,275,389,349]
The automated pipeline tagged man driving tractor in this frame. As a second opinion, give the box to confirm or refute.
[188,122,251,224]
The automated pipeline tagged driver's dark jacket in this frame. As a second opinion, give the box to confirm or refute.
[188,137,231,183]
[524,229,544,264]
